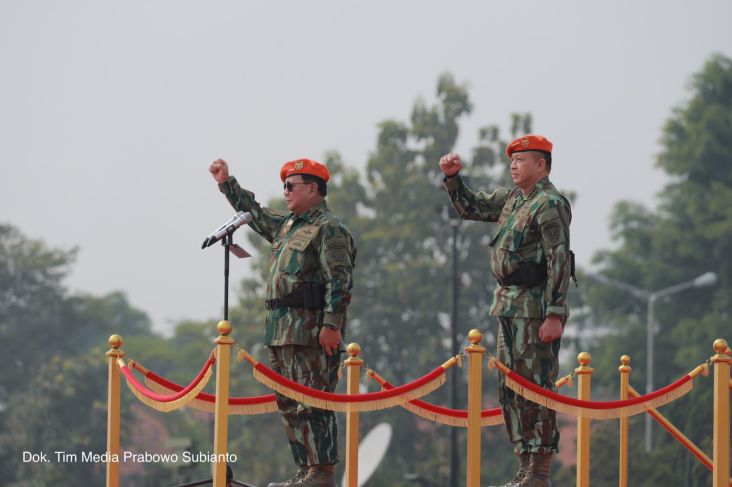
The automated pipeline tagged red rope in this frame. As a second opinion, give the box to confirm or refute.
[505,370,693,409]
[137,365,276,406]
[120,357,214,402]
[254,362,446,402]
[380,378,502,420]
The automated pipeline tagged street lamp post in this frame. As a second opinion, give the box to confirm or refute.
[587,271,717,452]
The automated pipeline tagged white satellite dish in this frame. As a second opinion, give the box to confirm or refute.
[341,422,392,487]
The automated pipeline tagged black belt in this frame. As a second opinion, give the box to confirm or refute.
[498,252,578,288]
[265,283,325,310]
[498,261,548,288]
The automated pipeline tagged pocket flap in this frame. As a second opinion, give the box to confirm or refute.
[490,221,525,251]
[287,224,319,252]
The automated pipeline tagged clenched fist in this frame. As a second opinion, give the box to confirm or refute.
[209,159,230,183]
[439,153,462,177]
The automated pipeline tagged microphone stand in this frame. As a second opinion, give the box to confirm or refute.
[178,232,251,487]
[223,233,231,321]
[222,233,250,320]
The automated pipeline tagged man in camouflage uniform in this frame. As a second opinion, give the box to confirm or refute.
[439,135,572,487]
[210,158,356,487]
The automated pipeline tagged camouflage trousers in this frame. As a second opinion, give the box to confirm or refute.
[496,317,561,455]
[268,345,341,467]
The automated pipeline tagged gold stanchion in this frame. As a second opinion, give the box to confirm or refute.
[618,355,631,487]
[344,343,363,487]
[213,321,233,487]
[465,329,485,487]
[106,335,124,487]
[712,339,731,487]
[575,352,593,487]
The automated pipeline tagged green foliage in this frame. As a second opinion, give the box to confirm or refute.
[348,73,524,387]
[0,224,171,486]
[0,224,77,404]
[0,352,121,486]
[569,53,732,485]
[0,224,155,405]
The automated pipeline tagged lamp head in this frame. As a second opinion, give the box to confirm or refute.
[692,272,717,288]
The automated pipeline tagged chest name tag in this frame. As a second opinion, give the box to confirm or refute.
[287,225,318,252]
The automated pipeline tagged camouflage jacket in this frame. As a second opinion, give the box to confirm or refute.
[443,175,571,319]
[219,176,356,348]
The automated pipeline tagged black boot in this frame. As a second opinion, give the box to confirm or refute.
[267,465,308,487]
[291,464,336,487]
[518,453,552,487]
[488,452,530,487]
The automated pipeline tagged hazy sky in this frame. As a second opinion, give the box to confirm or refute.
[2,1,730,334]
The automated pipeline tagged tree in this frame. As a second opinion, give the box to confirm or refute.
[0,352,124,486]
[570,53,732,485]
[0,225,155,406]
[0,224,77,406]
[0,224,164,485]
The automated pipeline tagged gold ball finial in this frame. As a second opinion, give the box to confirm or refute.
[620,355,631,366]
[713,338,729,355]
[346,342,361,357]
[108,334,123,349]
[468,329,483,345]
[577,352,592,366]
[217,320,232,336]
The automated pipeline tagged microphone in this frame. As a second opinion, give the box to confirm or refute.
[201,211,253,249]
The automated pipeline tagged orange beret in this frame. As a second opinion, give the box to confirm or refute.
[506,134,553,157]
[279,158,330,183]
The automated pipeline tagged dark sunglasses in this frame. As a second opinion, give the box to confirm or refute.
[283,181,311,192]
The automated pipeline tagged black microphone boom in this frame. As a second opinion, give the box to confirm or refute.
[201,211,253,249]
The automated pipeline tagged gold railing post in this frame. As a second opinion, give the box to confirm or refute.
[344,343,363,487]
[213,320,233,487]
[106,334,124,487]
[575,352,593,487]
[465,329,485,487]
[618,355,631,487]
[712,339,731,487]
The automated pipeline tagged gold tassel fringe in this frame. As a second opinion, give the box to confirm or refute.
[366,369,501,426]
[252,367,446,412]
[503,373,693,420]
[399,401,504,427]
[119,359,213,413]
[144,378,278,415]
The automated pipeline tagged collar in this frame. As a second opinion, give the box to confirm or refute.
[292,200,327,223]
[521,176,551,200]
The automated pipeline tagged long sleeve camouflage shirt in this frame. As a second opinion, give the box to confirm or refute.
[219,176,356,348]
[443,175,572,319]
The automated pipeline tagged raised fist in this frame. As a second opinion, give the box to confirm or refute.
[439,153,462,177]
[209,159,230,183]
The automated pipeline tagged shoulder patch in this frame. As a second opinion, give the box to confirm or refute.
[326,247,349,265]
[544,223,561,244]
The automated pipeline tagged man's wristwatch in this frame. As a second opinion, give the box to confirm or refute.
[323,323,340,331]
